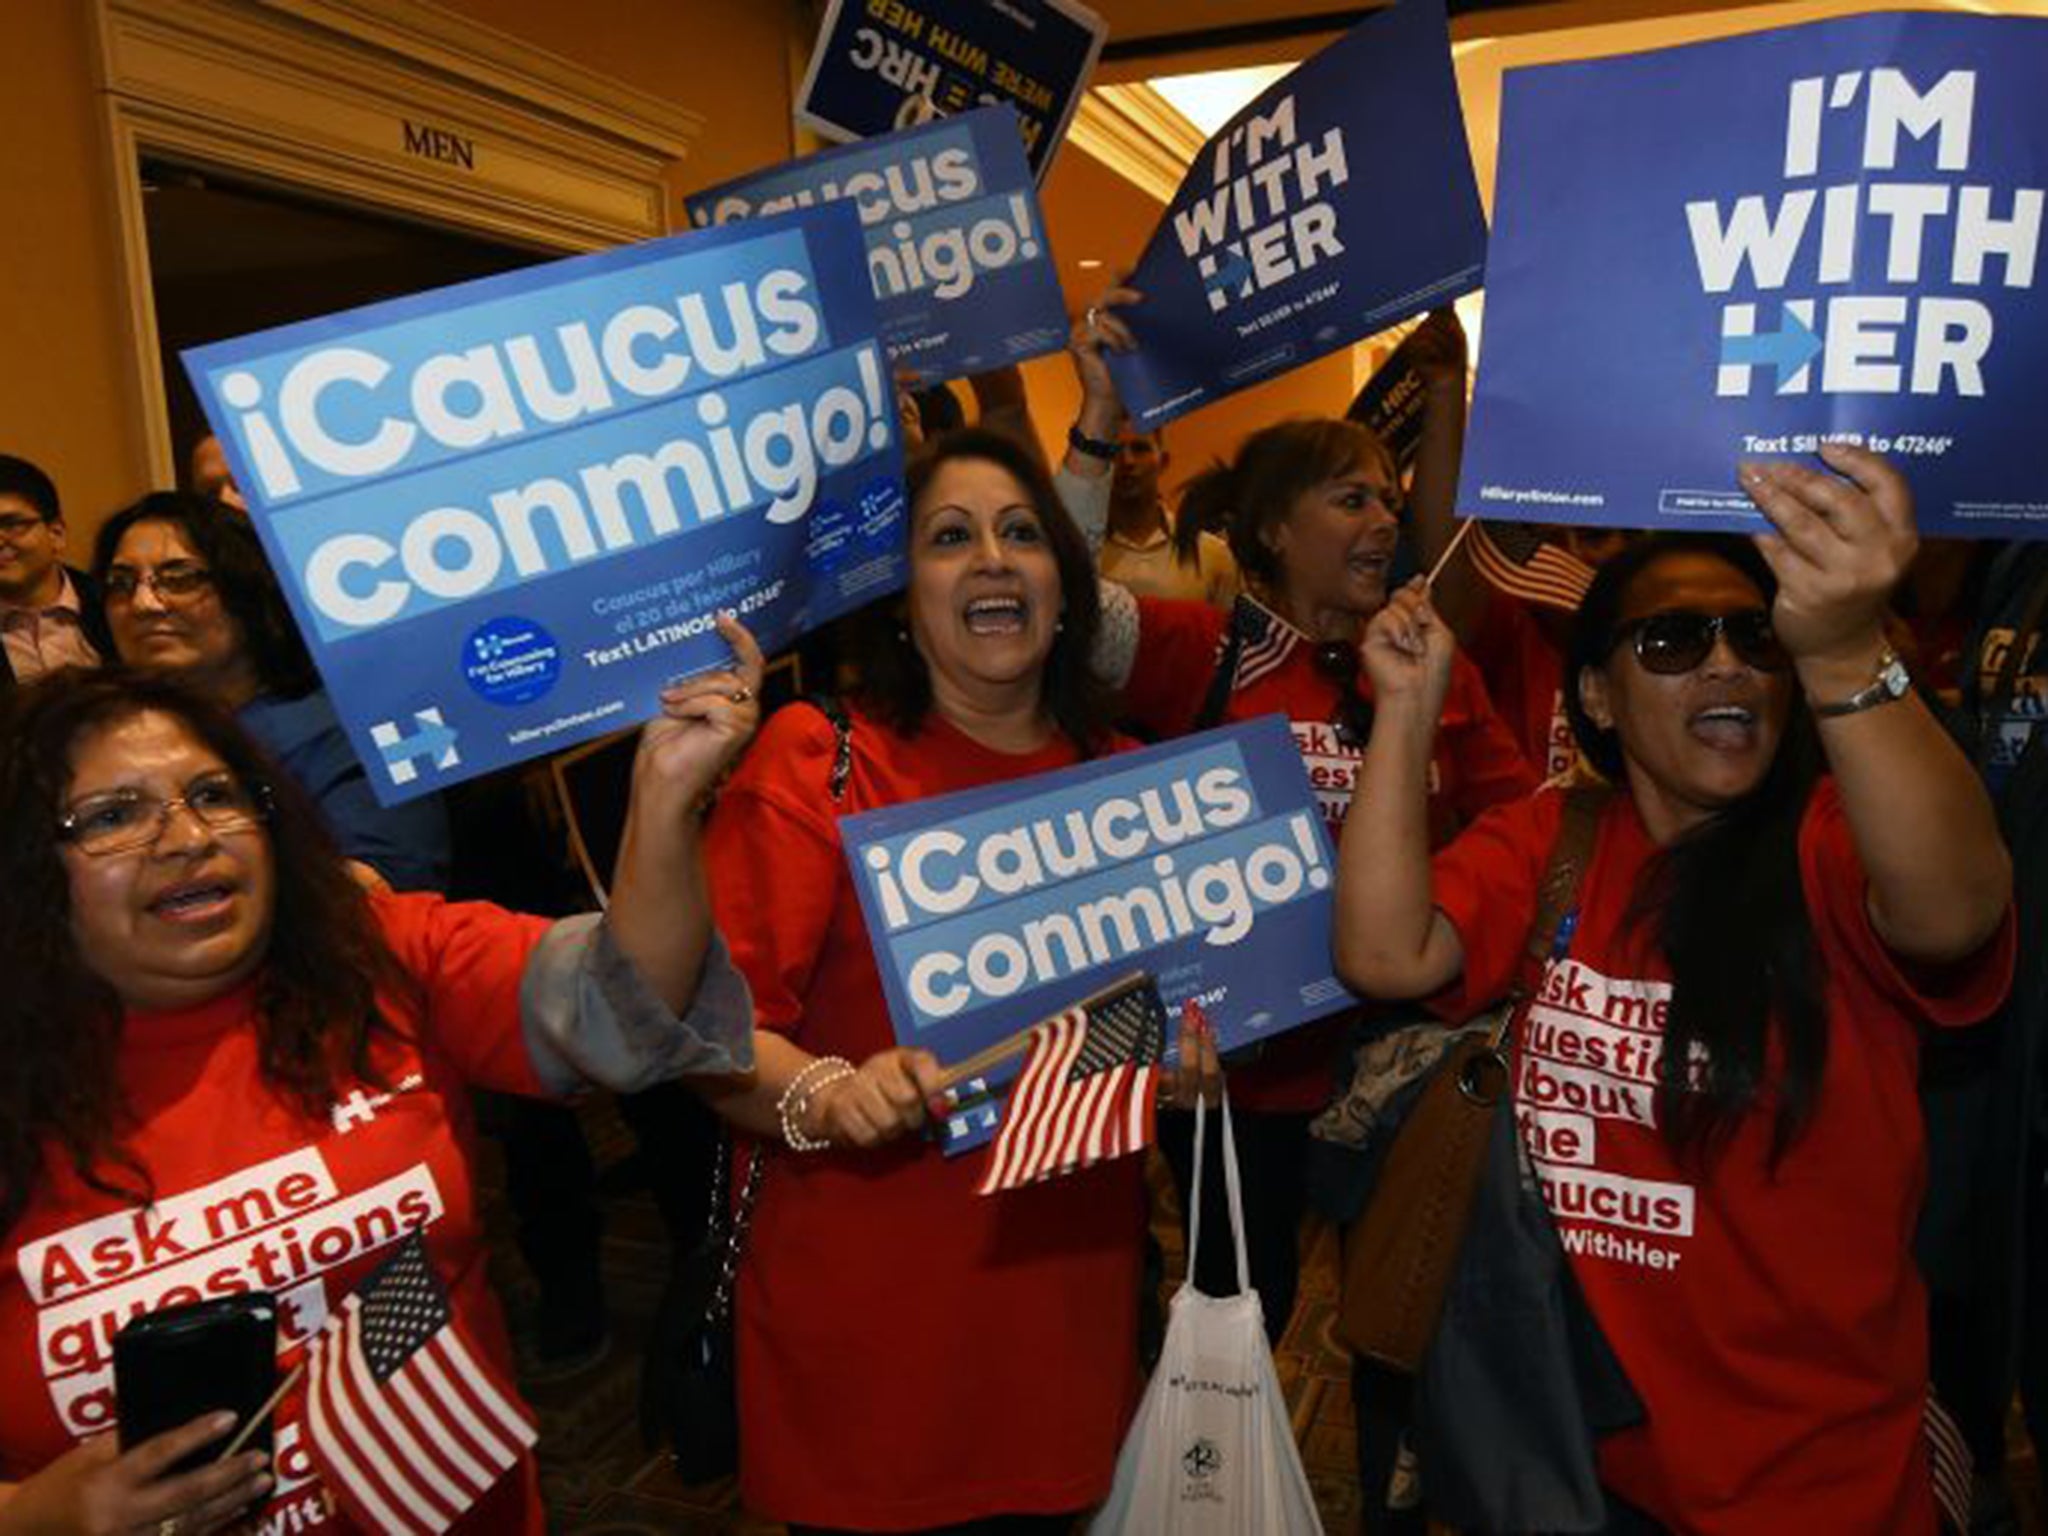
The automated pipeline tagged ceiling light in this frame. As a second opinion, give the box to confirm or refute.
[1150,65,1295,138]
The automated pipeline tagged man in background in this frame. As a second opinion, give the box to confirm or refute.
[189,433,247,511]
[1097,428,1238,607]
[0,453,104,691]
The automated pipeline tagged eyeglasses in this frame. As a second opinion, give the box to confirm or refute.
[1611,609,1788,675]
[1310,640,1376,749]
[0,513,50,542]
[58,772,272,856]
[103,564,215,603]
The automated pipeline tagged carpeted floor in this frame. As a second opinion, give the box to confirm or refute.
[483,1097,2042,1535]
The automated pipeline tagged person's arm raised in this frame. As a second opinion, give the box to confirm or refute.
[604,612,765,1014]
[1742,444,2011,963]
[1397,309,1484,638]
[1333,580,1468,998]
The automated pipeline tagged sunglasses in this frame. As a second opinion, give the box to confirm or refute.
[1311,641,1375,749]
[1611,608,1788,676]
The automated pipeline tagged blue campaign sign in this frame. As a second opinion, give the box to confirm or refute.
[685,108,1069,384]
[795,0,1105,182]
[1462,11,2048,540]
[182,205,907,804]
[840,715,1357,1150]
[1107,0,1486,430]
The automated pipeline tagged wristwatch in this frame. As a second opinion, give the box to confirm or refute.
[1811,645,1911,717]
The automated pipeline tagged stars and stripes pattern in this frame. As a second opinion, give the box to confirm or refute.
[977,978,1168,1196]
[303,1230,536,1535]
[1219,597,1302,694]
[1468,521,1597,613]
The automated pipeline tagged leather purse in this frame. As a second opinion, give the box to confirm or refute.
[1336,788,1604,1373]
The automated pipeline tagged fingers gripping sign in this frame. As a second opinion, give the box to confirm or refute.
[1739,442,1918,665]
[641,612,767,808]
[1159,999,1223,1110]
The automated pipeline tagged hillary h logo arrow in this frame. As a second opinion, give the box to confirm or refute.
[1719,311,1824,384]
[370,708,460,786]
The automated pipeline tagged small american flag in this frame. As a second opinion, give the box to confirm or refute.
[1221,597,1301,694]
[1469,521,1596,613]
[977,978,1168,1195]
[303,1230,535,1535]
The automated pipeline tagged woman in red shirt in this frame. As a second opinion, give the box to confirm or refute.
[1062,297,1533,1351]
[696,428,1217,1536]
[0,642,762,1536]
[1338,445,2014,1531]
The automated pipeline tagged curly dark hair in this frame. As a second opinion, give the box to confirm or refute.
[92,491,318,700]
[848,428,1117,756]
[1563,534,1825,1163]
[0,669,413,1237]
[1178,418,1400,595]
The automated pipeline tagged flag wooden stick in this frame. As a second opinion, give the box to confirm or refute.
[216,1359,305,1462]
[1421,516,1477,593]
[933,970,1152,1094]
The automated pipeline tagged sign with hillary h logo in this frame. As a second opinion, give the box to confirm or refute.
[839,716,1356,1153]
[1460,9,2048,540]
[1106,0,1486,430]
[794,0,1105,182]
[183,203,906,803]
[686,107,1070,384]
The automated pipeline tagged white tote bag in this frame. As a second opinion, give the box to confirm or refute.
[1091,1090,1324,1534]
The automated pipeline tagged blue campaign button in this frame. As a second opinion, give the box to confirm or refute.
[461,615,562,706]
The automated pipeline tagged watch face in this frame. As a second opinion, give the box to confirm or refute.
[1880,657,1912,698]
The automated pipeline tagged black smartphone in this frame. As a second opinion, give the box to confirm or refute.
[114,1294,279,1475]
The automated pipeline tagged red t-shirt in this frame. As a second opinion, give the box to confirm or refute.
[707,703,1148,1532]
[1429,785,2015,1534]
[0,892,553,1535]
[1467,590,1578,781]
[1124,595,1536,1111]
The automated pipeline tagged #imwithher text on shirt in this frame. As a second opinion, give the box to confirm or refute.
[842,716,1356,1078]
[685,108,1068,382]
[1462,11,2048,539]
[185,206,905,801]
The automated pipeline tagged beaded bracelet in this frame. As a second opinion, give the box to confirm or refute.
[777,1055,856,1151]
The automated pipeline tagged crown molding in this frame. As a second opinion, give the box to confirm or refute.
[1067,82,1204,203]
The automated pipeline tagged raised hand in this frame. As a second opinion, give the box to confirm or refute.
[1739,442,1918,668]
[1405,306,1468,393]
[636,612,766,810]
[1361,578,1456,721]
[1069,283,1142,425]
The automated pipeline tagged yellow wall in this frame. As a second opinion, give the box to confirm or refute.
[0,4,153,536]
[0,0,802,544]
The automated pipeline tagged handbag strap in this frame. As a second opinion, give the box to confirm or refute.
[1495,787,1606,1041]
[805,694,855,802]
[705,1141,768,1329]
[1187,1086,1251,1297]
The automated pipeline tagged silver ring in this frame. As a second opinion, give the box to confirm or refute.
[727,685,754,704]
[1084,305,1100,331]
[160,1520,182,1536]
